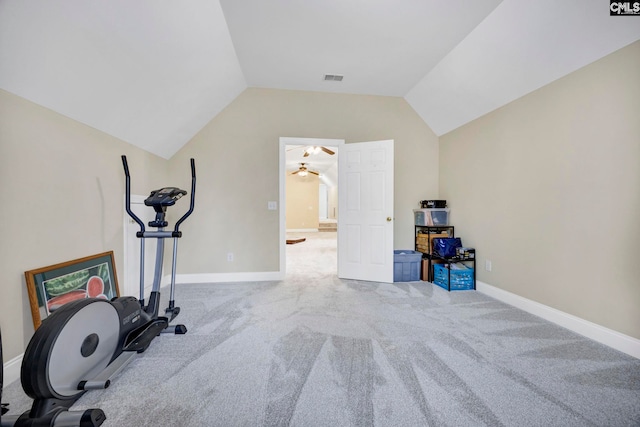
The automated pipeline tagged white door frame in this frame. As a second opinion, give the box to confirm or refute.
[279,137,344,277]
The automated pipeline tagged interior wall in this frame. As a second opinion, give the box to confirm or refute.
[439,41,640,339]
[0,89,168,360]
[328,186,338,220]
[285,173,319,230]
[169,88,438,274]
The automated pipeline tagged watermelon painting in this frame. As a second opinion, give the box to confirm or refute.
[29,253,120,327]
[86,276,104,298]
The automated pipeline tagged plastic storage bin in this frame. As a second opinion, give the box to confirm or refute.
[433,263,474,291]
[394,250,422,282]
[413,208,450,226]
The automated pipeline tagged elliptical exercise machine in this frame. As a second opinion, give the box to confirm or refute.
[1,156,196,427]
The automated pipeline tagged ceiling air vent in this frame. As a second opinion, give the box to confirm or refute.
[323,74,344,81]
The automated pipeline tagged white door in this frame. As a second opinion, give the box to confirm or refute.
[124,196,158,298]
[338,140,394,282]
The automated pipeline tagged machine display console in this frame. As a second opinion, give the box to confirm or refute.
[145,187,187,208]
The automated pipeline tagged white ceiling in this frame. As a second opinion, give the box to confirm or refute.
[1,1,639,159]
[220,0,502,96]
[285,144,339,187]
[406,0,640,135]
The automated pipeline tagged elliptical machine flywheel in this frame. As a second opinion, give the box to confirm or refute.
[1,156,196,427]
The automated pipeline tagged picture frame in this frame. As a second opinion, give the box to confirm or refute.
[25,251,120,329]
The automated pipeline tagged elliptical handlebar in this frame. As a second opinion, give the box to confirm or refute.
[174,158,196,234]
[121,155,146,233]
[121,155,195,236]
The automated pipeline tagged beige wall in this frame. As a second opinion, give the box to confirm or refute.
[169,88,439,274]
[285,173,320,230]
[328,185,338,220]
[439,41,640,339]
[0,89,168,360]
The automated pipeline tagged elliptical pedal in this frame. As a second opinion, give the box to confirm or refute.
[122,318,169,353]
[165,306,180,322]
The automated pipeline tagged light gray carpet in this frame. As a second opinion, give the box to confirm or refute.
[3,232,640,426]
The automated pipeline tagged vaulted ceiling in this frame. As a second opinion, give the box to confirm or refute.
[1,1,638,159]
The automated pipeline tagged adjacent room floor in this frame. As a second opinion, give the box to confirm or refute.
[3,232,639,426]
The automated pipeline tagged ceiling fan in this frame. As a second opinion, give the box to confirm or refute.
[303,145,335,157]
[291,163,319,177]
[286,145,335,157]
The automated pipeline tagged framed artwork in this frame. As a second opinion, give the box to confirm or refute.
[25,251,120,329]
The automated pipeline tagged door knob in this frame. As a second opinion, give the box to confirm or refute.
[387,217,392,222]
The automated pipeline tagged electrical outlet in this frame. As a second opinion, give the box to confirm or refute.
[267,201,277,210]
[227,252,234,262]
[485,260,492,272]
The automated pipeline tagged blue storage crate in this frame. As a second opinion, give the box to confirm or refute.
[433,263,474,291]
[394,250,422,282]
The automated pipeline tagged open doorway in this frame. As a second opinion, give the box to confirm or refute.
[279,137,344,277]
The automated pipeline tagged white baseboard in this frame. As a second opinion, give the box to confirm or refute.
[476,281,640,359]
[167,271,284,285]
[3,353,22,386]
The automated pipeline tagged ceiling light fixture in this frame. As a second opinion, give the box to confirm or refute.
[304,146,323,156]
[298,170,308,177]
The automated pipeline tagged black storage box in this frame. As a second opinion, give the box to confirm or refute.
[420,200,447,208]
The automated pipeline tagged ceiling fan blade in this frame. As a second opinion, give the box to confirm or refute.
[320,146,335,155]
[309,170,320,176]
[286,145,307,152]
[303,151,310,157]
[291,170,300,175]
